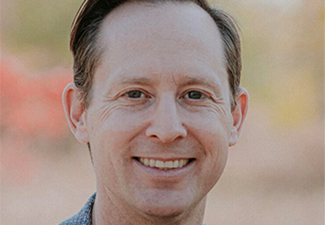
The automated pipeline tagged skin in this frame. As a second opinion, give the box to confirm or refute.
[63,1,248,225]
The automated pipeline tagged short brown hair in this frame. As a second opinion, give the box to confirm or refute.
[70,0,241,109]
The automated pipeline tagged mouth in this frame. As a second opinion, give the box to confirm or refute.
[134,157,195,170]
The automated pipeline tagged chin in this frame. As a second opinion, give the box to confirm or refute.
[136,205,187,224]
[133,189,195,221]
[143,204,185,218]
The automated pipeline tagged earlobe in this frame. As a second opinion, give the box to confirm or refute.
[229,87,249,146]
[62,83,89,143]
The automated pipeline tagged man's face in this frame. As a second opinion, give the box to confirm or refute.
[84,1,235,219]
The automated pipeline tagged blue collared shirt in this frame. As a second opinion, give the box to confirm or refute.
[59,193,207,225]
[59,193,96,225]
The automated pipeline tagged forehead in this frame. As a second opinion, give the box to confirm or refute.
[93,1,227,91]
[98,1,224,64]
[100,1,217,35]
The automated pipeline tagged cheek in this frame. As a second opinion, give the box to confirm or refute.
[88,106,151,142]
[186,114,229,196]
[186,108,232,141]
[186,110,230,167]
[86,107,153,177]
[87,108,150,187]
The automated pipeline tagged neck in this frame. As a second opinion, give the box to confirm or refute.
[92,187,206,225]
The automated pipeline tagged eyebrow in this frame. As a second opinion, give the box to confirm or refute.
[179,76,222,94]
[118,76,153,86]
[104,73,154,96]
[107,71,223,94]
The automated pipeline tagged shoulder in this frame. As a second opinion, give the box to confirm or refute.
[58,193,96,225]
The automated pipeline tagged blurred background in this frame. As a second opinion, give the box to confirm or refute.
[0,0,323,224]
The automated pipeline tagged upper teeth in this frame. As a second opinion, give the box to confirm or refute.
[138,158,190,169]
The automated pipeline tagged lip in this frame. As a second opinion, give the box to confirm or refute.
[132,157,196,179]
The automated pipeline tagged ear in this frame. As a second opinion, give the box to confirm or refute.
[62,83,89,143]
[229,87,249,146]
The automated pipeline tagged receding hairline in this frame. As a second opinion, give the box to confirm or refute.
[99,0,211,29]
[90,0,227,96]
[96,0,225,57]
[70,0,241,110]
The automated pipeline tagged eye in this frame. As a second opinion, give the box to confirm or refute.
[185,90,205,100]
[126,90,145,98]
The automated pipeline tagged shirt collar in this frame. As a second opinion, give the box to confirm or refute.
[59,192,96,225]
[60,192,207,225]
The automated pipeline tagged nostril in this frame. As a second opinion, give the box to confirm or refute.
[145,99,187,143]
[145,123,187,143]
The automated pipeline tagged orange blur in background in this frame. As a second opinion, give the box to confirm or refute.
[1,0,324,224]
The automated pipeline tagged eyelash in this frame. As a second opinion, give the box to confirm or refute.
[121,89,209,101]
[183,90,207,100]
[122,89,150,99]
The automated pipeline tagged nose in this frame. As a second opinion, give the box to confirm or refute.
[146,95,187,143]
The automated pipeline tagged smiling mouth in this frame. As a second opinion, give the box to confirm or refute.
[134,157,195,170]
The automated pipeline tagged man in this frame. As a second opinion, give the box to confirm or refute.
[61,0,248,224]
